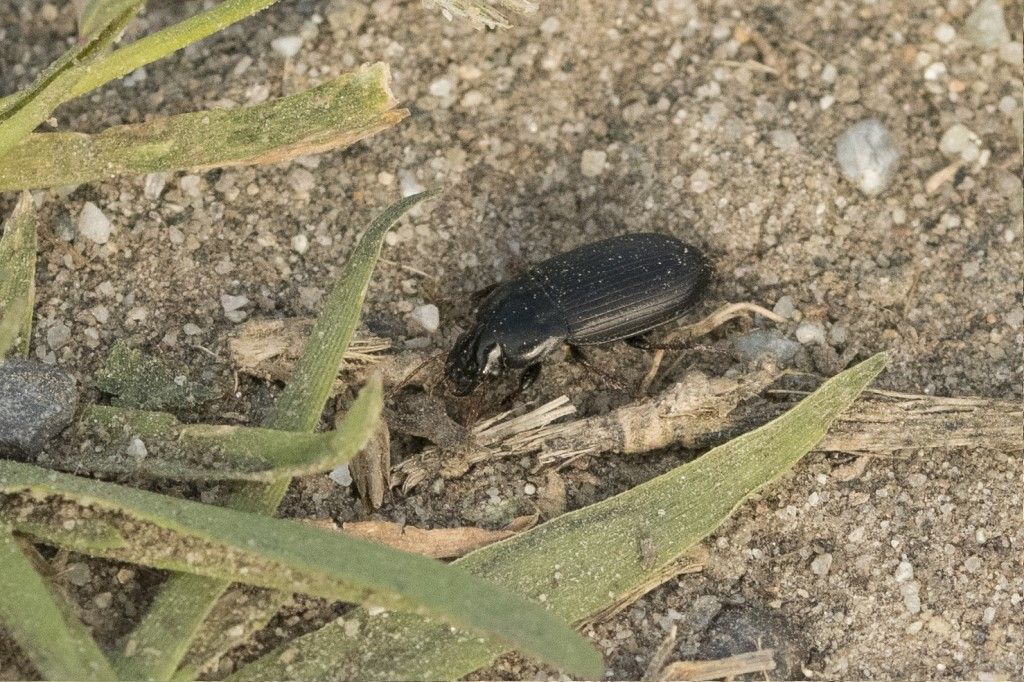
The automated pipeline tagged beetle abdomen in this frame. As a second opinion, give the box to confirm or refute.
[528,233,711,344]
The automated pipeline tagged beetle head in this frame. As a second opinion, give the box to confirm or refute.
[444,328,504,396]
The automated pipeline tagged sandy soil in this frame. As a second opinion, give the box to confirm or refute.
[1,0,1022,679]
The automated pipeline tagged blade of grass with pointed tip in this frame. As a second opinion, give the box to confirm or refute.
[0,528,117,681]
[113,191,439,681]
[0,192,36,358]
[0,63,406,191]
[0,2,141,158]
[77,0,143,38]
[0,459,603,680]
[62,375,381,481]
[229,353,887,682]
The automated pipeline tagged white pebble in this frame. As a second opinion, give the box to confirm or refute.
[428,77,453,98]
[999,41,1023,65]
[126,437,148,459]
[179,174,202,198]
[271,35,302,58]
[963,0,1010,48]
[769,129,800,152]
[183,323,203,336]
[399,170,425,197]
[796,320,826,346]
[835,118,901,196]
[923,62,947,81]
[580,149,607,177]
[934,23,956,44]
[772,295,797,319]
[410,304,440,333]
[329,465,352,486]
[810,553,833,576]
[540,17,560,35]
[998,96,1018,116]
[821,63,838,83]
[901,581,922,614]
[287,167,316,194]
[77,202,112,244]
[220,294,249,313]
[939,124,981,162]
[689,168,712,194]
[143,172,168,199]
[523,483,537,495]
[290,233,309,254]
[894,560,914,583]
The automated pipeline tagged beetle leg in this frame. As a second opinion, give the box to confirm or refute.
[567,345,628,391]
[499,363,543,407]
[625,334,691,351]
[470,281,500,305]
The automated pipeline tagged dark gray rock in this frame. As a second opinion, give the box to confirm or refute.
[0,359,78,458]
[699,605,806,680]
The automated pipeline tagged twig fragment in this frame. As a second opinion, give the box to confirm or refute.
[659,649,777,681]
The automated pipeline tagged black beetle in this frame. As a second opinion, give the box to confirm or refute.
[444,232,712,395]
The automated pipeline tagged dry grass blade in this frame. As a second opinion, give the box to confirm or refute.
[340,513,538,559]
[0,192,36,358]
[0,529,117,680]
[820,393,1022,454]
[230,318,389,389]
[0,63,406,191]
[425,0,537,29]
[229,354,886,681]
[658,649,777,681]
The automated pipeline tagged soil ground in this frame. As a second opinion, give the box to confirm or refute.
[1,0,1022,680]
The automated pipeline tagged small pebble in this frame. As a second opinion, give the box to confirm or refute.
[828,322,848,346]
[836,118,901,196]
[271,35,302,58]
[539,17,560,35]
[77,202,112,244]
[939,124,981,161]
[410,304,440,333]
[287,167,316,194]
[126,436,148,459]
[733,329,800,363]
[999,41,1023,66]
[46,322,71,350]
[183,323,203,336]
[963,555,983,573]
[769,129,800,153]
[220,294,249,313]
[329,465,352,486]
[934,23,956,44]
[64,562,92,587]
[143,172,168,199]
[795,321,826,346]
[0,360,78,458]
[772,295,797,319]
[689,168,712,194]
[399,170,424,197]
[523,483,537,495]
[810,553,833,576]
[580,149,607,177]
[901,581,922,614]
[428,77,453,98]
[963,0,1010,48]
[179,174,202,198]
[290,233,309,254]
[895,560,914,583]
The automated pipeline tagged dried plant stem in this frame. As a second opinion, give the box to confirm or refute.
[658,649,777,681]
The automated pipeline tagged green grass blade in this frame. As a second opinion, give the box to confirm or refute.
[0,0,279,114]
[229,353,888,682]
[0,64,407,191]
[0,528,117,681]
[0,2,141,158]
[0,193,36,358]
[77,0,143,38]
[0,459,604,680]
[113,191,438,681]
[66,375,381,481]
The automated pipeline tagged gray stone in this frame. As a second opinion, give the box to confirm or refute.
[963,0,1010,49]
[0,359,78,458]
[733,329,800,363]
